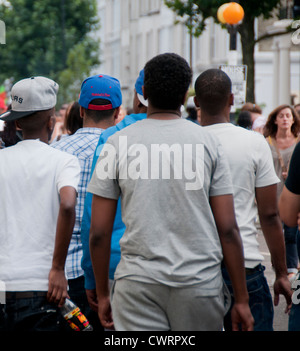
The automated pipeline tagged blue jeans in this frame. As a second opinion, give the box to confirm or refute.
[284,224,299,273]
[0,292,62,331]
[288,303,300,330]
[222,264,274,331]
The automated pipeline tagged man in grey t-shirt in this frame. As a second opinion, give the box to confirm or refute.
[88,53,254,331]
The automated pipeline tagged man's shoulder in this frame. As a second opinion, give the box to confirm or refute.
[99,114,147,144]
[52,129,101,156]
[206,123,265,142]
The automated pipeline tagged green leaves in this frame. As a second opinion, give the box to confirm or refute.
[164,0,281,34]
[0,0,100,106]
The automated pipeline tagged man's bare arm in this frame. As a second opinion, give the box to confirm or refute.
[256,184,292,309]
[279,185,300,228]
[210,194,254,331]
[47,186,77,307]
[89,194,117,330]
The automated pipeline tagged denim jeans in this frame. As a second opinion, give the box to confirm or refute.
[288,270,300,330]
[284,224,299,273]
[222,264,274,331]
[0,293,62,331]
[288,303,300,330]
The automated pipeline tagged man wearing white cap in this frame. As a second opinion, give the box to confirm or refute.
[0,77,80,331]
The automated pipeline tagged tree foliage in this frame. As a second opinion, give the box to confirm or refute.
[164,0,282,102]
[0,0,100,106]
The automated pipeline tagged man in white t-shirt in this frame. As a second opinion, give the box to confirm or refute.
[0,77,80,331]
[88,53,254,331]
[194,68,292,331]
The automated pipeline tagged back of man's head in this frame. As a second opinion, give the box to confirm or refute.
[78,74,122,123]
[195,69,232,116]
[144,53,192,110]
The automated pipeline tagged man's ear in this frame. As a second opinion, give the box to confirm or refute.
[48,115,55,132]
[194,96,200,108]
[142,86,148,101]
[229,93,234,106]
[182,91,189,106]
[114,107,121,121]
[80,106,85,119]
[15,120,21,131]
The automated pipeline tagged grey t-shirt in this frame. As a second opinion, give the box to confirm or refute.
[88,118,233,292]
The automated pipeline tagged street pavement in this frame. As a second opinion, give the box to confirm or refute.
[257,227,290,331]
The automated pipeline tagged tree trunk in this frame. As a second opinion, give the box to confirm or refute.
[239,16,256,103]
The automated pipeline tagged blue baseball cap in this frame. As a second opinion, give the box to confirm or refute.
[78,74,122,111]
[135,69,148,107]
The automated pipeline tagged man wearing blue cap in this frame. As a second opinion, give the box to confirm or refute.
[51,74,122,330]
[80,69,148,314]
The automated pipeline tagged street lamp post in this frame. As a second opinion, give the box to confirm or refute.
[217,2,244,65]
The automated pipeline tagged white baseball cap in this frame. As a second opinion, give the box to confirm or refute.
[0,76,59,121]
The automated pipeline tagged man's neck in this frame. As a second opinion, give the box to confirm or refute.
[22,132,49,144]
[82,120,114,129]
[200,112,229,127]
[147,106,181,120]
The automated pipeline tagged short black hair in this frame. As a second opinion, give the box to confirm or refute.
[144,53,192,110]
[194,69,232,116]
[16,108,54,133]
[84,98,116,122]
[237,111,252,129]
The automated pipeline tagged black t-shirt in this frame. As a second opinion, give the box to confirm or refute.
[286,142,300,194]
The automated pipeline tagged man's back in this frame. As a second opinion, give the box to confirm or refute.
[0,140,80,291]
[88,118,233,289]
[204,123,279,266]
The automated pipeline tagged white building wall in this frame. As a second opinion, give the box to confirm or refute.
[95,0,300,116]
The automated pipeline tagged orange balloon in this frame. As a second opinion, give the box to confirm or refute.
[223,2,244,25]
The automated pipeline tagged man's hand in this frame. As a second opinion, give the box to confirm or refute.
[86,289,98,312]
[47,267,69,307]
[231,302,254,331]
[273,275,293,313]
[98,295,114,330]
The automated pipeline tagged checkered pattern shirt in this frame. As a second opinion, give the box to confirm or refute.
[51,128,104,279]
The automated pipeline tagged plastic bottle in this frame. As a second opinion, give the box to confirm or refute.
[60,298,93,331]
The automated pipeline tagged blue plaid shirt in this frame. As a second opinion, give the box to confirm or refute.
[51,128,104,279]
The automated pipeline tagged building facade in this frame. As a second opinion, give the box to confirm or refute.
[95,0,300,116]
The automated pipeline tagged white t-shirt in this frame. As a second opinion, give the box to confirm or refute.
[0,140,80,291]
[88,118,233,292]
[204,123,280,268]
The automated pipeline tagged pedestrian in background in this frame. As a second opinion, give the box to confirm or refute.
[241,102,266,134]
[64,101,83,136]
[195,68,292,331]
[264,105,300,282]
[294,103,300,117]
[80,69,148,314]
[279,141,300,330]
[237,110,252,130]
[51,74,122,331]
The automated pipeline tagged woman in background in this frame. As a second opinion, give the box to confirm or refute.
[264,104,300,281]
